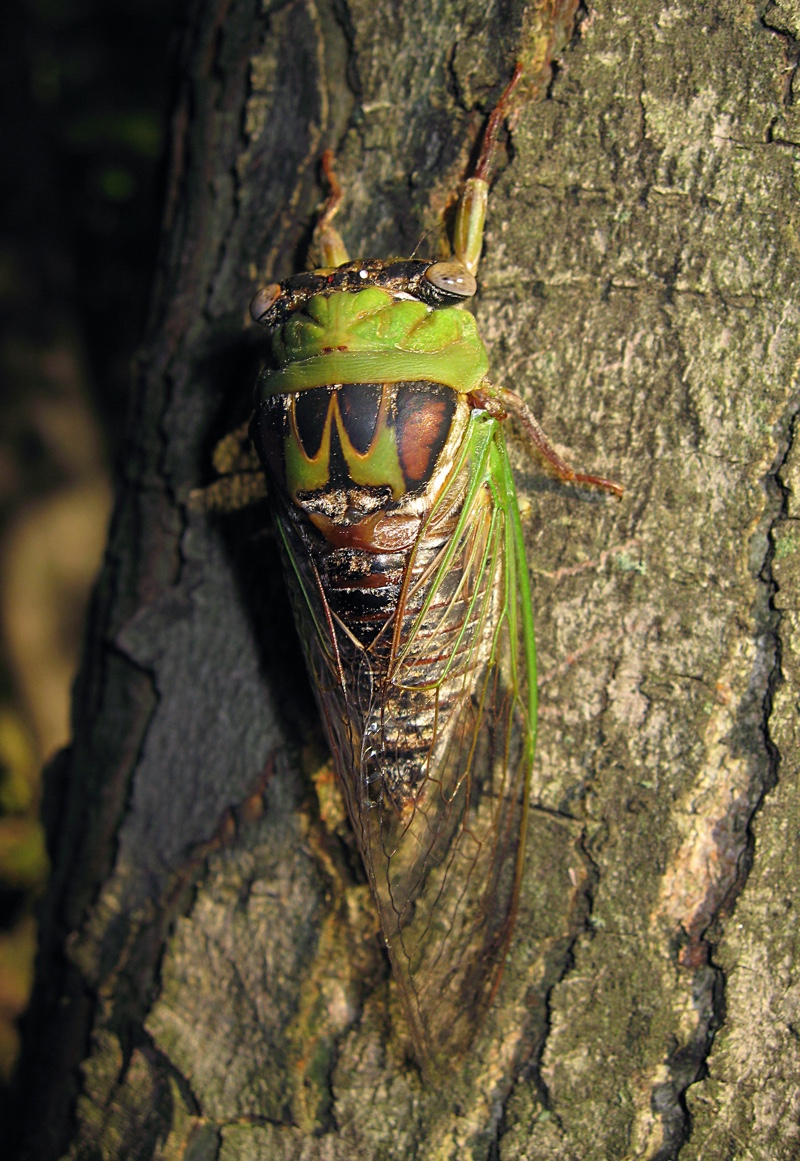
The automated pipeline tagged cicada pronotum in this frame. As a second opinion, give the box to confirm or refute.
[216,66,621,1075]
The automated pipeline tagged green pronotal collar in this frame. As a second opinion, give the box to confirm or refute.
[256,287,490,399]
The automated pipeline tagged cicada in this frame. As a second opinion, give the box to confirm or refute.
[240,67,621,1073]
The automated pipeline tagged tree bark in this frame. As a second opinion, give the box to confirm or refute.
[14,1,800,1158]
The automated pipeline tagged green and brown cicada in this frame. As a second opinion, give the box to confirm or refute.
[225,67,620,1073]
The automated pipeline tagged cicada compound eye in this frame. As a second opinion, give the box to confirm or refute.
[249,283,282,323]
[424,261,477,300]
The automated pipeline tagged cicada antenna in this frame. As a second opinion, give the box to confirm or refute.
[410,223,446,260]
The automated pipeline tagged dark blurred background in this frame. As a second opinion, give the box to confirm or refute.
[0,0,181,1080]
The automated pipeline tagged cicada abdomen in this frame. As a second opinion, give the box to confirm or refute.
[247,68,621,1073]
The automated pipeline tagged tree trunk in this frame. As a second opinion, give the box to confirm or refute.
[14,1,800,1158]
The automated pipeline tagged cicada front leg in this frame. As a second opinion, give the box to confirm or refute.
[311,150,350,268]
[453,62,524,275]
[470,382,624,498]
[450,67,623,498]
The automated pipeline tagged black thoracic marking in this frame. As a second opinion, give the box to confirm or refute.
[338,382,383,454]
[395,381,456,488]
[327,416,353,489]
[250,396,286,485]
[293,386,334,458]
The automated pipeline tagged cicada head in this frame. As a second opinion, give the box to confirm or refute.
[249,257,478,331]
[249,262,488,403]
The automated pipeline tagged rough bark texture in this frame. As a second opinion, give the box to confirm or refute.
[13,1,800,1158]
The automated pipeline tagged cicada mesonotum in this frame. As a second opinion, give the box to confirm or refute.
[245,67,621,1073]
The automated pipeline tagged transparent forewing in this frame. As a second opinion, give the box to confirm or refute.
[275,412,537,1069]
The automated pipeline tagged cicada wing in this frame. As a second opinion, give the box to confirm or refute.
[360,416,537,1068]
[272,413,536,1071]
[271,506,374,831]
